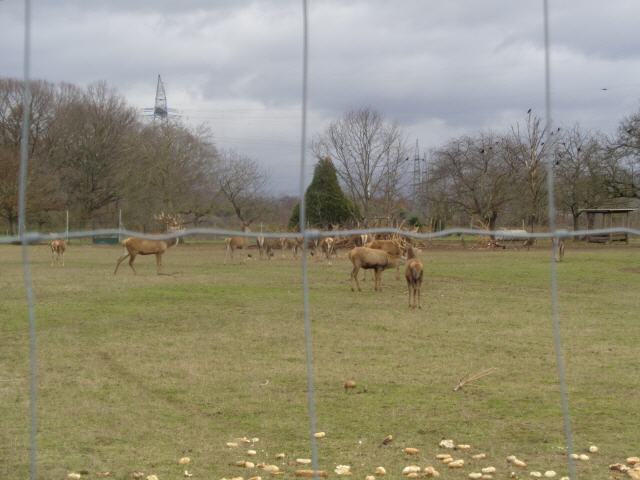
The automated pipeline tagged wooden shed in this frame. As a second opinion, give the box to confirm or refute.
[579,208,635,243]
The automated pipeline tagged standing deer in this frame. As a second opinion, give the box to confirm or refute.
[405,247,423,309]
[554,238,565,262]
[258,238,280,259]
[348,247,404,292]
[279,236,303,258]
[224,225,251,263]
[114,212,182,275]
[50,239,67,266]
[364,237,407,280]
[256,234,266,259]
[319,237,335,261]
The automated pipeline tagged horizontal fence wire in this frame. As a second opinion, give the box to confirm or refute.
[1,226,639,245]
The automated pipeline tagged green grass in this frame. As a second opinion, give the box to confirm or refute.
[1,242,639,479]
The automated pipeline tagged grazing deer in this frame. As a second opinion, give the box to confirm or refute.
[405,247,423,309]
[50,239,67,266]
[114,212,182,275]
[348,247,404,292]
[225,225,251,263]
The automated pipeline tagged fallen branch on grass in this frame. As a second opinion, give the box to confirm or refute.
[453,367,496,391]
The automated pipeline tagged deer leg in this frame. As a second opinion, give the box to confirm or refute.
[417,285,422,309]
[351,266,361,292]
[155,253,162,274]
[51,249,55,267]
[61,251,64,267]
[114,253,130,274]
[374,269,381,291]
[128,253,137,274]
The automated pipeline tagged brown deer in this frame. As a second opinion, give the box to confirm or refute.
[319,237,335,261]
[256,234,265,258]
[364,237,407,280]
[259,238,281,259]
[279,236,303,258]
[224,225,251,263]
[50,239,67,266]
[114,212,182,275]
[405,247,423,309]
[348,247,404,292]
[554,238,565,262]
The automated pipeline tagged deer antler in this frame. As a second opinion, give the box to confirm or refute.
[154,211,184,230]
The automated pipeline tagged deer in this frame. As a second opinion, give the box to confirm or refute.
[224,225,251,263]
[348,246,404,292]
[256,234,266,259]
[114,212,182,275]
[279,236,302,258]
[554,238,565,262]
[364,236,408,280]
[319,237,335,261]
[50,239,67,266]
[405,246,423,309]
[264,238,283,259]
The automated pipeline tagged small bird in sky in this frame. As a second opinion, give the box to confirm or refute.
[601,88,608,91]
[527,108,532,114]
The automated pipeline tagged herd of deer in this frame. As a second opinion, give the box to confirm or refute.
[224,229,424,309]
[46,214,567,311]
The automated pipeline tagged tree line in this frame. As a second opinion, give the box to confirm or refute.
[306,106,640,232]
[1,76,640,234]
[422,110,640,232]
[0,77,274,234]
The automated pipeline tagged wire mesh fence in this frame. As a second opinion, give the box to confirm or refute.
[4,1,640,480]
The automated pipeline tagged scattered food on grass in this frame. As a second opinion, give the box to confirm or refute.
[439,439,455,449]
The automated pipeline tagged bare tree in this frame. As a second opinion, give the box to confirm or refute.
[311,107,410,224]
[554,125,609,231]
[46,82,137,227]
[0,78,59,233]
[215,149,269,227]
[428,133,513,234]
[121,122,217,229]
[605,109,640,198]
[504,112,553,231]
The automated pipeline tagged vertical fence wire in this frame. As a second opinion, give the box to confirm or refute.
[17,1,38,479]
[297,0,321,477]
[543,1,577,479]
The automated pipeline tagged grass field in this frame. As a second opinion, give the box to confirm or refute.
[1,241,639,480]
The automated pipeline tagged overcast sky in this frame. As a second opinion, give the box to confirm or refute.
[2,0,640,194]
